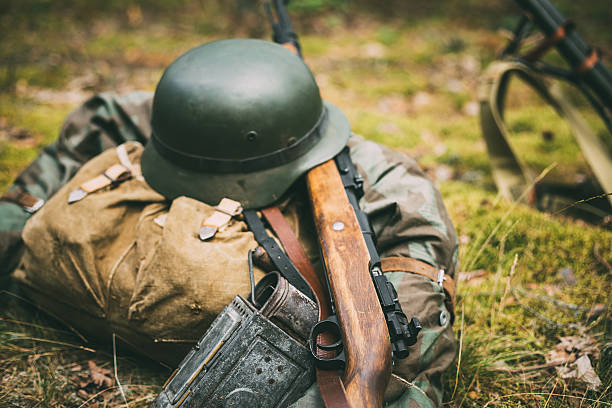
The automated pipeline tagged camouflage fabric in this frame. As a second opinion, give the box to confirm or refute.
[1,92,458,407]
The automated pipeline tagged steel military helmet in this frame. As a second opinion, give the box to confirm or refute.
[141,38,350,209]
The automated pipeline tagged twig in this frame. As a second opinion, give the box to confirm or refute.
[113,333,129,407]
[75,384,158,408]
[499,254,518,315]
[483,392,612,407]
[514,288,590,313]
[594,243,612,275]
[552,192,612,215]
[490,361,565,373]
[511,292,582,329]
[451,302,465,402]
[13,336,96,353]
[389,374,429,400]
[0,317,75,335]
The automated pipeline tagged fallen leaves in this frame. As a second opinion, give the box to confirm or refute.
[458,269,488,282]
[558,355,603,391]
[72,360,115,402]
[88,360,113,388]
[545,335,603,391]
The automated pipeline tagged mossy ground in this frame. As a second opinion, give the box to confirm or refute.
[0,1,611,406]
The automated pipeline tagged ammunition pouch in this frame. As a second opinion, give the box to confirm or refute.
[153,272,318,408]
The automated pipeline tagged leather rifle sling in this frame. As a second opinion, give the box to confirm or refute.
[261,206,351,408]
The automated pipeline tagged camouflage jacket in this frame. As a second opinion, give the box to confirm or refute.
[0,92,458,407]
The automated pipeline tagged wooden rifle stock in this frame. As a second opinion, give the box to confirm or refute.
[306,159,392,408]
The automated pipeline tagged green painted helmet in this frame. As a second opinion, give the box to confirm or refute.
[141,38,350,209]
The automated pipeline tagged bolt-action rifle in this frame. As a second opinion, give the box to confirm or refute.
[267,2,421,407]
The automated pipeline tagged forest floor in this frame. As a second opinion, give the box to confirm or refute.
[0,1,611,407]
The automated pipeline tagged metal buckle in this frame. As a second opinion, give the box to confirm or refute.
[23,198,45,214]
[437,269,446,288]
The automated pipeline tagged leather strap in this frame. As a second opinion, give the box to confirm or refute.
[68,163,132,204]
[381,257,456,324]
[81,164,130,193]
[261,206,350,408]
[0,189,44,214]
[478,60,612,207]
[243,209,314,301]
[260,207,331,318]
[199,198,242,241]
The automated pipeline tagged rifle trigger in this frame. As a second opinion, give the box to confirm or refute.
[308,315,346,370]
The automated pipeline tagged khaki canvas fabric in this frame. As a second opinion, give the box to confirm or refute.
[13,142,266,363]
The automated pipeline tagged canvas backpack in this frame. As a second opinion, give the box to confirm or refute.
[13,142,270,365]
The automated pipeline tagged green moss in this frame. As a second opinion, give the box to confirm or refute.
[15,65,71,90]
[301,36,330,57]
[376,26,400,46]
[440,180,612,406]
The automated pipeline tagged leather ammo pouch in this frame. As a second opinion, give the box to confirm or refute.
[152,272,318,408]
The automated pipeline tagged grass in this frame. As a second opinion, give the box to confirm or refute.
[0,1,611,407]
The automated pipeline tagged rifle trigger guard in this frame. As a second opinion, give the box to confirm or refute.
[308,315,346,370]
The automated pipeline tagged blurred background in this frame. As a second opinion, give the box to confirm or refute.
[1,0,611,201]
[0,1,611,407]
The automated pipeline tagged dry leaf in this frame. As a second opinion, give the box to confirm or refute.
[490,360,511,371]
[558,355,602,391]
[459,235,471,245]
[558,336,599,359]
[545,335,599,366]
[546,347,575,365]
[547,334,602,390]
[575,355,602,390]
[587,304,607,321]
[87,360,113,389]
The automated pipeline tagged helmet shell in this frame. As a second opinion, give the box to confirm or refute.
[142,38,350,209]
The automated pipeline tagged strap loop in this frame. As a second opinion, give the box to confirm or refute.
[0,190,44,214]
[478,60,612,207]
[381,256,456,324]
